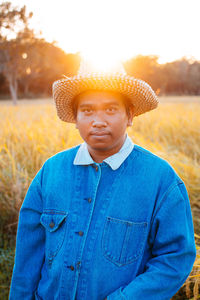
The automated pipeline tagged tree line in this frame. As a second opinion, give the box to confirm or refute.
[0,2,200,104]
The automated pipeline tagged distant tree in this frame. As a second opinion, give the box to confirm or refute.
[124,55,200,96]
[18,41,80,97]
[0,2,33,40]
[188,61,200,94]
[0,2,33,104]
[124,55,160,92]
[160,58,192,95]
[0,2,81,102]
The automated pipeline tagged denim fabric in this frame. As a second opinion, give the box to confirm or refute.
[9,144,196,300]
[73,134,134,170]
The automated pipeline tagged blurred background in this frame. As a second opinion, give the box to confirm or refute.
[0,0,200,299]
[0,0,200,102]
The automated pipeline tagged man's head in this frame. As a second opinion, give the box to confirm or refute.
[73,90,134,159]
[53,59,158,161]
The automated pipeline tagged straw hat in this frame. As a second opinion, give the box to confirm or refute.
[52,59,158,123]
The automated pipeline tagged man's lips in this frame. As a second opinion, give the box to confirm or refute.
[90,131,110,136]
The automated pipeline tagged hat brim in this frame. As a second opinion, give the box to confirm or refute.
[52,73,158,123]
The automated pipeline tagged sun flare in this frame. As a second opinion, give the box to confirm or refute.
[80,50,125,73]
[12,0,200,64]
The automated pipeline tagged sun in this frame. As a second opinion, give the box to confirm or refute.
[53,0,137,70]
[80,49,126,73]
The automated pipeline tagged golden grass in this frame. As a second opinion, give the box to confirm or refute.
[0,97,200,298]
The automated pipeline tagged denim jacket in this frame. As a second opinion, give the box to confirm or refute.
[9,141,196,300]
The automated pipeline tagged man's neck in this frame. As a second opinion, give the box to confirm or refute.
[87,135,127,163]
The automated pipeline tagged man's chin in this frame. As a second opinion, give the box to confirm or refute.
[87,141,112,152]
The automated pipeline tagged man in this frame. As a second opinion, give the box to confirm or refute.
[9,61,196,300]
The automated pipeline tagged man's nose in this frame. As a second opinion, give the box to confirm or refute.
[92,120,107,127]
[92,113,107,128]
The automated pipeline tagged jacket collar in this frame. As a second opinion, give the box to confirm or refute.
[73,134,134,170]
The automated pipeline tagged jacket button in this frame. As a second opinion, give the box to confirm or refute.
[95,166,98,171]
[78,231,84,236]
[49,222,55,228]
[67,265,75,271]
[84,197,92,203]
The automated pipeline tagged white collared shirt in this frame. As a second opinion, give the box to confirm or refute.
[73,134,134,170]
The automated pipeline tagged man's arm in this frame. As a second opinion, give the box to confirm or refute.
[106,182,196,300]
[9,170,45,300]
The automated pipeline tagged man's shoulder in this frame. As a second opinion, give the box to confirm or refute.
[44,144,81,166]
[33,145,82,186]
[132,144,182,182]
[133,144,167,163]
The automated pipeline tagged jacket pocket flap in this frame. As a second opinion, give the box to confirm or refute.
[40,212,68,232]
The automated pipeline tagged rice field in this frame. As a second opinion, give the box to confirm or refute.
[0,96,200,299]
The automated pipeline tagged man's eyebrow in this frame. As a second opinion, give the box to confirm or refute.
[104,102,120,106]
[79,103,94,108]
[79,101,120,107]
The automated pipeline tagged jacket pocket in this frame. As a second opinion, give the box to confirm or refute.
[40,211,68,260]
[102,216,147,267]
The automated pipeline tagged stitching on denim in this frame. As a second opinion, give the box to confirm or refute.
[102,217,148,266]
[150,181,183,229]
[40,213,68,259]
[178,182,189,206]
[47,219,67,258]
[119,221,129,263]
[107,216,147,226]
[42,210,68,215]
[119,288,127,300]
[133,144,164,160]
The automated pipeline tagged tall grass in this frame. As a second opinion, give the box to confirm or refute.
[0,98,200,299]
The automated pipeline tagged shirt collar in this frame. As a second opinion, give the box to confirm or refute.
[73,134,134,170]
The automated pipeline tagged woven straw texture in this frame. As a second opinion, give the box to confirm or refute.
[52,72,158,123]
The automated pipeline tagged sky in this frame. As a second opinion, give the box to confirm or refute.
[8,0,200,64]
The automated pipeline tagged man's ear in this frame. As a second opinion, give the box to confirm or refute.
[127,106,134,127]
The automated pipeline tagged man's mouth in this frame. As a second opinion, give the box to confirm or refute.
[90,131,110,136]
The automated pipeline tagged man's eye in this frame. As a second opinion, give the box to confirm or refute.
[106,107,117,113]
[82,108,92,113]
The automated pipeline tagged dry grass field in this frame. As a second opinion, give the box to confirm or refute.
[0,96,200,299]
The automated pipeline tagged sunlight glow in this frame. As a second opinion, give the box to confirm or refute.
[11,0,200,63]
[80,50,125,73]
[26,67,31,74]
[22,53,28,59]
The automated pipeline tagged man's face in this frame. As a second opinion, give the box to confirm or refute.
[75,90,133,156]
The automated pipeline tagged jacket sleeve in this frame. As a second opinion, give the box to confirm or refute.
[107,182,196,300]
[9,169,45,300]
